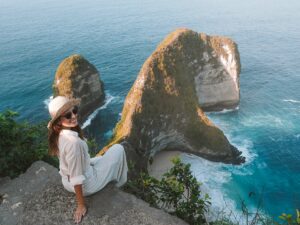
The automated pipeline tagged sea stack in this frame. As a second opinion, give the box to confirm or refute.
[101,28,244,166]
[52,54,105,123]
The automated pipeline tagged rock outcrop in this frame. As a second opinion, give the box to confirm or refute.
[195,33,241,111]
[102,28,244,165]
[53,54,105,124]
[0,161,187,225]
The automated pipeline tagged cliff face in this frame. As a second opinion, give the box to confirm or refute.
[103,28,244,165]
[53,54,105,123]
[195,33,241,111]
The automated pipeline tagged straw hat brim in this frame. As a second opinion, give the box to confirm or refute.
[47,98,80,129]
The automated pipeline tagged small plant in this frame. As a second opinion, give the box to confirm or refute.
[86,138,98,157]
[279,210,300,225]
[125,156,211,225]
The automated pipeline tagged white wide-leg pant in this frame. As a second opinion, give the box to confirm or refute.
[62,144,128,196]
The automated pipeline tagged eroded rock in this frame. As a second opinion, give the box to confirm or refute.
[53,54,105,123]
[195,33,241,111]
[102,28,245,165]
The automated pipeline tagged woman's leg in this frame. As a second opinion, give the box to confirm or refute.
[104,144,128,187]
[84,144,128,195]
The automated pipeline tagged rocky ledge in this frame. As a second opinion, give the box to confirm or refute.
[102,28,245,165]
[0,161,187,225]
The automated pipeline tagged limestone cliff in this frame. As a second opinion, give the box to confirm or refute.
[53,54,105,123]
[195,33,241,111]
[101,28,245,165]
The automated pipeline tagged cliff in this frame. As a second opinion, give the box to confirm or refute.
[195,33,241,111]
[0,161,187,225]
[53,54,105,124]
[101,28,245,165]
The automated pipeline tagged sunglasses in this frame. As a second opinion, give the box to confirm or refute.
[62,106,78,119]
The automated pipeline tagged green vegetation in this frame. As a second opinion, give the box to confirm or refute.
[0,110,100,178]
[0,110,57,178]
[278,210,300,225]
[125,156,211,225]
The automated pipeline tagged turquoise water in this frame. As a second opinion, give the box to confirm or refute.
[1,0,300,219]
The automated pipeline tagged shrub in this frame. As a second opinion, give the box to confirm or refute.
[0,110,57,178]
[125,156,211,225]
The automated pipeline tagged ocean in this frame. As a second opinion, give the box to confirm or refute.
[1,0,299,220]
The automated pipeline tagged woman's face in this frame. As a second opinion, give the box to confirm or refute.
[60,106,78,128]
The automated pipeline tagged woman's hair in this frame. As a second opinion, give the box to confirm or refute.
[48,117,84,156]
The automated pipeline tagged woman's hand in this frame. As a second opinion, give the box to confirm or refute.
[74,204,87,224]
[73,184,86,223]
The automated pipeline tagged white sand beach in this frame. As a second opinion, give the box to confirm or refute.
[148,150,182,180]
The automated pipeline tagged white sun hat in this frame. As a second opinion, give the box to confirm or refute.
[47,96,80,129]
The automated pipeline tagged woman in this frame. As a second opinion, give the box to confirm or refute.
[47,96,128,224]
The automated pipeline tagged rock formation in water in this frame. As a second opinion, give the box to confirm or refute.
[101,28,245,165]
[53,54,105,123]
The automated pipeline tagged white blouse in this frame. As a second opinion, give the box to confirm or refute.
[58,129,93,186]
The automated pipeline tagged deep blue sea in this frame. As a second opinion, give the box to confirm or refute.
[1,0,299,220]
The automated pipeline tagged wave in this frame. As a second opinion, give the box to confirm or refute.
[294,134,300,139]
[43,95,53,108]
[181,153,239,222]
[283,99,300,103]
[229,136,256,165]
[180,132,256,223]
[207,106,239,115]
[82,93,115,128]
[240,114,290,129]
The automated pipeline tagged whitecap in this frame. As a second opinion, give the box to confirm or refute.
[43,95,53,109]
[283,99,300,103]
[82,93,115,128]
[206,106,239,115]
[294,134,300,139]
[240,114,291,129]
[230,137,256,165]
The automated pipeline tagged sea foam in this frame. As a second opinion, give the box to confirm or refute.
[181,153,238,222]
[206,106,239,115]
[283,99,300,103]
[43,96,53,109]
[181,134,255,224]
[82,93,115,128]
[185,110,257,223]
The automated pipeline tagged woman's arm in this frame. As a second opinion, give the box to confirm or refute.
[74,184,87,224]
